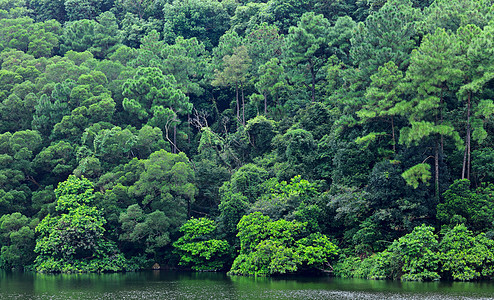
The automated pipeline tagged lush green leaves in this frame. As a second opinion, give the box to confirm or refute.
[173,218,231,271]
[34,176,128,273]
[230,212,338,276]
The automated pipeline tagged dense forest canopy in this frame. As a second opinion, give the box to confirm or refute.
[0,0,494,280]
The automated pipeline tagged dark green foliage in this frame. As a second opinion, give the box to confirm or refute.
[472,148,494,183]
[59,12,121,58]
[162,0,231,50]
[159,36,209,97]
[33,140,76,183]
[331,137,376,187]
[421,0,494,34]
[388,224,440,281]
[0,93,35,132]
[193,158,230,215]
[335,224,440,281]
[221,163,268,202]
[259,0,353,34]
[283,12,331,102]
[245,116,276,158]
[437,179,494,232]
[273,128,316,181]
[218,190,249,242]
[0,212,37,269]
[326,16,356,66]
[122,67,192,151]
[119,204,172,259]
[0,0,492,279]
[118,14,162,49]
[351,0,420,83]
[129,149,196,213]
[64,0,102,21]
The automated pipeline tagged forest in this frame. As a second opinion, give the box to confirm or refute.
[0,0,494,281]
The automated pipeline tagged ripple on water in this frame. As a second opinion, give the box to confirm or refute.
[3,290,493,300]
[2,271,494,300]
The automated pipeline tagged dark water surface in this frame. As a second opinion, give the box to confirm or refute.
[1,270,494,299]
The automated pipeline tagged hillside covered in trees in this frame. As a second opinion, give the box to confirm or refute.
[1,0,494,281]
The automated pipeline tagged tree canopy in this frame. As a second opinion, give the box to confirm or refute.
[0,0,493,280]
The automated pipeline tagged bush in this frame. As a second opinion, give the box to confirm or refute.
[440,224,494,280]
[334,224,440,281]
[229,212,338,276]
[173,218,232,271]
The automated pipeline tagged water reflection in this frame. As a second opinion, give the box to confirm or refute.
[1,270,494,299]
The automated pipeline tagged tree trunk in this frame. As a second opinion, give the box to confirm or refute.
[236,83,240,123]
[435,141,440,200]
[241,81,245,125]
[466,92,471,181]
[440,90,444,152]
[173,125,177,154]
[187,113,191,145]
[462,140,467,180]
[462,92,471,180]
[391,116,396,152]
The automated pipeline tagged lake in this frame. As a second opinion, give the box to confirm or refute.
[1,270,494,299]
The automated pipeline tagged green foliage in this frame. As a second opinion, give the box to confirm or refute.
[130,149,196,211]
[421,0,494,34]
[333,254,362,278]
[283,12,331,102]
[357,160,430,254]
[255,57,287,115]
[296,233,339,269]
[34,176,128,273]
[472,148,494,183]
[33,141,76,182]
[440,224,494,281]
[437,179,494,232]
[119,204,172,258]
[250,175,321,232]
[59,12,121,58]
[402,163,431,188]
[0,0,493,278]
[245,116,276,157]
[327,16,356,65]
[351,0,420,81]
[229,212,338,276]
[212,45,252,125]
[357,60,404,153]
[159,36,209,97]
[173,218,231,271]
[162,0,231,49]
[0,18,60,57]
[330,137,376,188]
[114,150,197,259]
[0,212,36,269]
[122,67,192,148]
[221,163,269,202]
[389,224,440,281]
[32,92,70,137]
[335,224,440,281]
[64,0,102,21]
[218,190,249,242]
[272,128,316,180]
